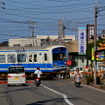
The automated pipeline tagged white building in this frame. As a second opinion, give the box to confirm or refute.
[9,35,76,46]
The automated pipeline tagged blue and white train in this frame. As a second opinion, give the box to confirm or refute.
[0,45,68,78]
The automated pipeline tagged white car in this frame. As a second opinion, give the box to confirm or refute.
[7,66,26,86]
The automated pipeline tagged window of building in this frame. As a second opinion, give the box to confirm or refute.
[7,54,16,63]
[25,44,32,47]
[0,55,5,63]
[17,54,26,62]
[65,39,72,42]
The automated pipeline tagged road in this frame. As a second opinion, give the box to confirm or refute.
[0,79,105,105]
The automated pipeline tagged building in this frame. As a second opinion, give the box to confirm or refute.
[64,41,88,70]
[9,35,75,46]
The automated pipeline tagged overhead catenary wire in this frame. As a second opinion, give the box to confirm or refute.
[0,0,105,42]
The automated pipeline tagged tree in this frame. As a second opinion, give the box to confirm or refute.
[0,41,8,46]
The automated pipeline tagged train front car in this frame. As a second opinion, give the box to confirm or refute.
[50,45,68,72]
[42,45,68,79]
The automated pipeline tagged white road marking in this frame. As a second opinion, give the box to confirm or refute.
[41,84,74,105]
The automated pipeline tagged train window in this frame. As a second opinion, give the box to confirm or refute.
[44,53,47,61]
[0,55,5,63]
[59,53,64,60]
[34,54,37,62]
[29,54,32,62]
[53,52,66,61]
[17,54,26,62]
[7,54,16,63]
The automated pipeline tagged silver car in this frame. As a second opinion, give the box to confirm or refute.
[7,66,26,86]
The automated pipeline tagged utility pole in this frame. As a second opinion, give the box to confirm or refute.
[28,21,36,46]
[94,6,98,84]
[93,5,105,84]
[86,25,89,66]
[58,19,65,43]
[31,26,35,46]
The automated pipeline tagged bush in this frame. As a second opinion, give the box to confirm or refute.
[86,76,100,84]
[86,76,94,85]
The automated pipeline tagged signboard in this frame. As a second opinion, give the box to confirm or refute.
[99,43,105,50]
[66,60,72,65]
[92,48,94,60]
[78,27,86,55]
[92,48,105,60]
[87,24,95,40]
[96,51,105,60]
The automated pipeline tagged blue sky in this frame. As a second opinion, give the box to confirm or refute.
[0,0,105,42]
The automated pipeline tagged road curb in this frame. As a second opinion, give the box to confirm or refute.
[82,84,105,93]
[71,80,105,93]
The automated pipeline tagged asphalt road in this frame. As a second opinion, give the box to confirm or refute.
[42,79,105,105]
[0,79,105,105]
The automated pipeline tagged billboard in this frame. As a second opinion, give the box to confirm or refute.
[92,48,105,60]
[92,48,94,60]
[87,24,95,40]
[96,51,105,60]
[78,27,86,55]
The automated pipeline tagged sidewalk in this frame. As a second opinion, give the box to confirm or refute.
[87,83,105,91]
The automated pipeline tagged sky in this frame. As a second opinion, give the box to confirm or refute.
[0,0,105,42]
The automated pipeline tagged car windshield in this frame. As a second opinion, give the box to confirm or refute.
[8,67,24,73]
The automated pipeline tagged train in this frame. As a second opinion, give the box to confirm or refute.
[0,45,68,79]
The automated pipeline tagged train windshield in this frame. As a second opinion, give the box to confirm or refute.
[8,67,24,73]
[52,47,67,61]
